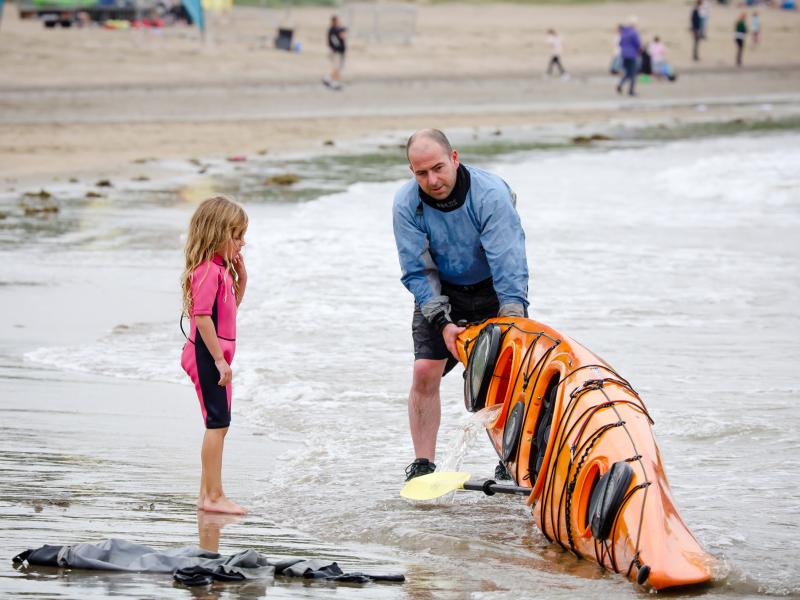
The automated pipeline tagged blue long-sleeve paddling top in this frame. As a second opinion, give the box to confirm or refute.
[392,164,529,321]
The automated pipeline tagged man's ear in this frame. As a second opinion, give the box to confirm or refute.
[452,150,459,169]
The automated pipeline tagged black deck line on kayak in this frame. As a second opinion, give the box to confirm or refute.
[602,386,652,576]
[519,334,546,391]
[500,321,560,345]
[506,332,544,460]
[461,322,560,481]
[489,333,541,475]
[564,421,624,555]
[614,482,651,571]
[541,377,615,544]
[577,384,652,576]
[585,391,645,569]
[561,365,638,398]
[515,339,561,470]
[464,321,657,582]
[537,374,652,573]
[541,370,588,544]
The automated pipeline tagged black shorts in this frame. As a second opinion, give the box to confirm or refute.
[412,279,500,375]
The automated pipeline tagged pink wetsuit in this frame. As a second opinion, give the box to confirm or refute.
[181,256,237,429]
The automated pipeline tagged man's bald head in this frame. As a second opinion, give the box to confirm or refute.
[406,129,453,162]
[406,129,460,200]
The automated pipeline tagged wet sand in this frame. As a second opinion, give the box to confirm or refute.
[0,358,405,598]
[0,371,260,593]
[0,253,399,597]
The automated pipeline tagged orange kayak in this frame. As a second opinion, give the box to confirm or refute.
[455,317,715,590]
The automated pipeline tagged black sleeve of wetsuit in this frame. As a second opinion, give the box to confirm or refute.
[431,310,453,333]
[173,566,215,586]
[13,545,63,566]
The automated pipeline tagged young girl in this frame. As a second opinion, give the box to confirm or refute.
[181,196,248,515]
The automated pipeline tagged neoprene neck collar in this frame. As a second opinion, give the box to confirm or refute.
[418,164,471,213]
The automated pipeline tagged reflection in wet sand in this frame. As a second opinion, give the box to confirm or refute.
[197,510,243,553]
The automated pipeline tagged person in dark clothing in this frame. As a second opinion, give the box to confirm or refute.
[616,21,641,96]
[734,13,748,67]
[690,1,703,61]
[639,46,652,76]
[323,15,347,90]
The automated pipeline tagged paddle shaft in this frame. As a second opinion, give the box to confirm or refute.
[463,480,531,497]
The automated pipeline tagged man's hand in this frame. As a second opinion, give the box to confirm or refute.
[498,303,526,318]
[442,323,466,360]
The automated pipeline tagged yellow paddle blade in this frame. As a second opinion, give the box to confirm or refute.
[400,471,472,501]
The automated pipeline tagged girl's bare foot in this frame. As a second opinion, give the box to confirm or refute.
[200,496,247,515]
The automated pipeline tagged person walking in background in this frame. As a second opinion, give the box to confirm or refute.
[750,11,761,47]
[690,0,703,61]
[699,0,710,39]
[616,19,641,96]
[735,13,748,67]
[545,29,568,78]
[323,15,347,90]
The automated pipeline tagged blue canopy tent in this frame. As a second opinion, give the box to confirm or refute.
[181,0,204,33]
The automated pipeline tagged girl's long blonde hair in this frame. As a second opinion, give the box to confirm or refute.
[181,196,248,315]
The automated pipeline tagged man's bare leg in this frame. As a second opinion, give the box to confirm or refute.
[408,358,447,461]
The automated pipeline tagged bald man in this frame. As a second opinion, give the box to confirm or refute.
[392,129,529,481]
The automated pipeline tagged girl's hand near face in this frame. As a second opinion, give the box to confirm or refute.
[232,252,247,281]
[232,252,247,306]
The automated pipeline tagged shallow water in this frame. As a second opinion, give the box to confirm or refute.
[3,130,800,598]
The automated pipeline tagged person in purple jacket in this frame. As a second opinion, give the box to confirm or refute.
[616,19,642,97]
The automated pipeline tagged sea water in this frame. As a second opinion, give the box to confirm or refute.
[8,130,800,597]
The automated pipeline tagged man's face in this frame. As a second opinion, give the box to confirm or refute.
[408,141,459,201]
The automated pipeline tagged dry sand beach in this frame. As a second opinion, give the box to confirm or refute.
[1,0,799,182]
[1,0,800,598]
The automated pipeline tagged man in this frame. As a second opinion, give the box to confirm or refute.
[323,15,346,90]
[690,1,703,62]
[392,129,529,481]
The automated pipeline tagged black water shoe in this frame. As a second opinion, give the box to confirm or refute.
[405,458,436,481]
[494,461,512,481]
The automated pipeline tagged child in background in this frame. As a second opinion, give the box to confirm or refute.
[649,36,666,77]
[648,36,677,81]
[750,11,761,47]
[181,196,248,515]
[545,29,568,78]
